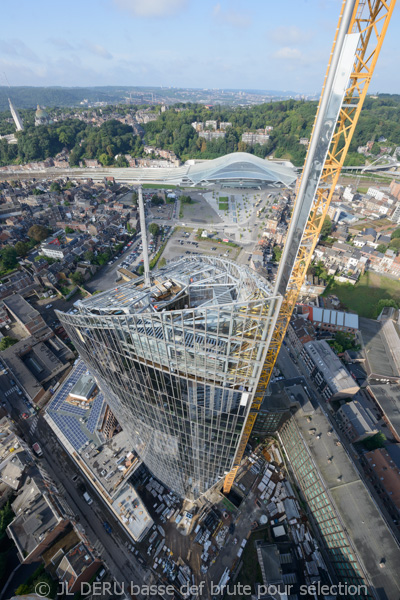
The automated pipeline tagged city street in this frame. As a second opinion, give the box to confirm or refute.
[17,415,158,600]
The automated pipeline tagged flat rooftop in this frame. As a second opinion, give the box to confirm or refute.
[111,483,153,541]
[66,256,276,316]
[295,407,400,600]
[46,360,140,498]
[3,294,40,324]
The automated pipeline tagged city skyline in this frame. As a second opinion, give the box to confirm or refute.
[1,0,399,93]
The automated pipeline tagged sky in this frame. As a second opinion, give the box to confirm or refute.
[0,0,398,94]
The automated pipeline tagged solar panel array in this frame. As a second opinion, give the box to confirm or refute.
[47,360,102,451]
[50,361,89,415]
[87,392,105,434]
[50,413,88,451]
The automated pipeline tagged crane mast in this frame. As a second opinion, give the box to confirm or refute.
[223,0,396,494]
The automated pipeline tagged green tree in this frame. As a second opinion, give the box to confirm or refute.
[376,298,399,315]
[0,336,18,351]
[50,181,61,192]
[28,224,49,242]
[320,216,332,238]
[15,241,29,257]
[376,244,388,254]
[1,247,18,270]
[84,250,94,263]
[71,271,84,286]
[137,265,144,275]
[388,238,400,252]
[65,226,75,234]
[149,223,160,236]
[151,195,163,206]
[180,195,193,204]
[391,228,400,239]
[272,245,282,262]
[362,431,386,451]
[98,153,113,166]
[371,141,380,155]
[115,155,128,167]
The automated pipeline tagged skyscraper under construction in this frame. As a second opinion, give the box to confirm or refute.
[57,257,281,500]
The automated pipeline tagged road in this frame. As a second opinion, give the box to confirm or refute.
[17,414,158,599]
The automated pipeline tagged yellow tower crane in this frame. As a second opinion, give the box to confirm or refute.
[224,0,396,494]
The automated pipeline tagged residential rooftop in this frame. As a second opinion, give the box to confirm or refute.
[368,384,400,440]
[303,340,357,395]
[359,317,400,382]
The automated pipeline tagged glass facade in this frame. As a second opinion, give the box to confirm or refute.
[279,418,372,598]
[57,257,281,500]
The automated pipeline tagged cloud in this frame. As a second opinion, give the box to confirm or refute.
[84,43,113,60]
[212,3,252,28]
[47,38,75,51]
[270,25,311,46]
[112,0,188,18]
[0,39,39,62]
[272,47,304,61]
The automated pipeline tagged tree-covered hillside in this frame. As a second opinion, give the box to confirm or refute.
[1,95,400,168]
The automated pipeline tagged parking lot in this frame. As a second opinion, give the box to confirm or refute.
[162,228,241,263]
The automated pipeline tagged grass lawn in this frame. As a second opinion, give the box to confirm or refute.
[322,272,400,318]
[218,196,229,210]
[141,184,177,189]
[351,218,392,231]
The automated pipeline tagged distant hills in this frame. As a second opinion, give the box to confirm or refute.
[0,86,312,112]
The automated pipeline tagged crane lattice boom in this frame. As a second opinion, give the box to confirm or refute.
[223,0,396,494]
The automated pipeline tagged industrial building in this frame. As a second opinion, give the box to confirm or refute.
[57,256,282,500]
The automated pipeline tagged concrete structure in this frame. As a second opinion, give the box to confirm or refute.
[68,153,296,189]
[8,98,24,132]
[3,294,46,336]
[35,105,51,127]
[301,340,359,400]
[45,360,154,540]
[337,400,378,442]
[41,243,67,260]
[255,542,284,592]
[242,131,271,146]
[0,416,27,490]
[57,257,282,500]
